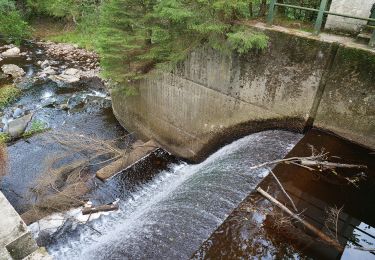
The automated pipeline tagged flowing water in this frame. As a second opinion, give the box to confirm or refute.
[44,130,302,259]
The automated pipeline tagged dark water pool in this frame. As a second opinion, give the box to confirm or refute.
[193,129,375,260]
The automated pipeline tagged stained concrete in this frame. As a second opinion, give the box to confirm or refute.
[0,191,47,259]
[112,23,375,161]
[325,0,375,33]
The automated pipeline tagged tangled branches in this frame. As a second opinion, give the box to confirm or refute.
[250,145,367,187]
[23,131,133,224]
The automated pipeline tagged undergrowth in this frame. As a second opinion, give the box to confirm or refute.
[0,85,21,109]
[23,119,49,138]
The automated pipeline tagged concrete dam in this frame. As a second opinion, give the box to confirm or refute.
[112,23,375,161]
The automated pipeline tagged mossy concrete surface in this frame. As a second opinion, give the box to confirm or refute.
[314,47,375,148]
[112,24,374,161]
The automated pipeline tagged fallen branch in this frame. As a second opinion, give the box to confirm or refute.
[268,169,298,212]
[82,204,119,215]
[298,159,367,171]
[353,247,375,252]
[251,158,366,171]
[250,148,367,187]
[257,187,343,252]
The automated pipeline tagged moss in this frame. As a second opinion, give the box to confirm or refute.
[336,47,375,82]
[0,85,21,110]
[0,132,11,144]
[23,120,49,138]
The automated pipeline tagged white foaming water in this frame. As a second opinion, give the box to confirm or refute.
[47,130,302,259]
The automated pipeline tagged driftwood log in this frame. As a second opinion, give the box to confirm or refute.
[257,187,344,252]
[82,204,119,215]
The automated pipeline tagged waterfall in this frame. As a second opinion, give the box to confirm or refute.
[47,130,302,259]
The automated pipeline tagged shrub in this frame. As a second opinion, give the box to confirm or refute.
[0,0,30,42]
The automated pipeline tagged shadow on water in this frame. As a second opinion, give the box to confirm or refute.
[193,129,375,260]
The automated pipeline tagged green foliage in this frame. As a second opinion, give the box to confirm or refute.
[0,0,30,42]
[0,132,11,144]
[227,30,268,54]
[23,120,49,138]
[97,0,269,85]
[0,85,21,109]
[26,0,99,22]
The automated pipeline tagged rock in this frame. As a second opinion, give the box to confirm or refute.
[7,113,33,138]
[1,47,20,57]
[49,74,80,84]
[40,60,50,69]
[37,61,42,65]
[36,230,54,247]
[59,103,69,111]
[1,64,25,78]
[64,68,80,76]
[43,66,56,75]
[13,108,24,118]
[0,57,2,62]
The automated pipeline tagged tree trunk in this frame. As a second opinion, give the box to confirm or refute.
[259,0,267,17]
[249,1,253,17]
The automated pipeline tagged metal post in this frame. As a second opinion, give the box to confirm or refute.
[314,0,329,35]
[370,29,375,48]
[267,0,277,25]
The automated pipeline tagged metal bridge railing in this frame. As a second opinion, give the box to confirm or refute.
[267,0,375,48]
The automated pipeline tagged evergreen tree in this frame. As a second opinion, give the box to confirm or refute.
[98,0,269,86]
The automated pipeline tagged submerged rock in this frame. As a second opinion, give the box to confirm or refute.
[1,64,26,78]
[1,47,21,57]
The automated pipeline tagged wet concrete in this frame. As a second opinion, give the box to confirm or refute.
[192,129,375,259]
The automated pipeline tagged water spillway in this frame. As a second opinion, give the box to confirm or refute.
[46,130,302,259]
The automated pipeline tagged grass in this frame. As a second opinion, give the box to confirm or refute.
[30,17,98,51]
[0,133,11,144]
[47,30,98,50]
[0,85,21,110]
[23,120,49,138]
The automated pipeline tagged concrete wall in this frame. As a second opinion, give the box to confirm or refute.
[112,26,375,161]
[0,191,49,259]
[314,47,375,147]
[325,0,375,33]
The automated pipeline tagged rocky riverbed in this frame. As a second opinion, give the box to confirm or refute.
[0,39,127,214]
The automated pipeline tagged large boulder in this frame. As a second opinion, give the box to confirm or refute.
[1,64,25,78]
[1,47,21,57]
[49,68,81,84]
[7,113,33,138]
[49,74,80,84]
